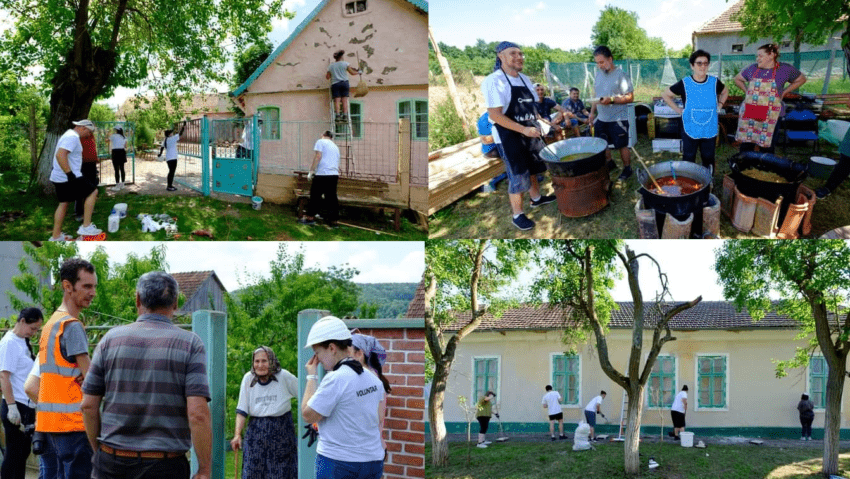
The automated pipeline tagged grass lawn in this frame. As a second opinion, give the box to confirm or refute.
[0,174,426,241]
[426,440,850,479]
[429,136,850,239]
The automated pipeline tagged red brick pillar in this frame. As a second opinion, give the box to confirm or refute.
[354,325,425,479]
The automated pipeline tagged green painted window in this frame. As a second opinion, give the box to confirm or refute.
[397,99,428,140]
[810,356,827,409]
[697,355,727,408]
[552,354,580,405]
[257,107,280,140]
[473,357,498,404]
[648,356,676,408]
[334,102,363,140]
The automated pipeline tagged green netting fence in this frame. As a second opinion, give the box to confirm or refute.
[544,49,850,104]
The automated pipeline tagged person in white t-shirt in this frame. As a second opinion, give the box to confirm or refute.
[231,346,298,479]
[584,391,606,441]
[542,385,566,441]
[302,316,384,479]
[300,131,341,227]
[670,385,688,440]
[49,119,101,241]
[108,127,128,191]
[0,307,43,479]
[25,357,60,479]
[351,333,391,454]
[158,122,186,191]
[327,50,362,121]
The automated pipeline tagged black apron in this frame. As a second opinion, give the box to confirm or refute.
[493,70,547,178]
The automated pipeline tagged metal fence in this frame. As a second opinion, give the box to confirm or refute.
[545,49,850,104]
[174,117,208,193]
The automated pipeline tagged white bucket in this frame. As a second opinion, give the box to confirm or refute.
[108,214,120,233]
[113,203,128,218]
[680,431,694,448]
[251,196,263,210]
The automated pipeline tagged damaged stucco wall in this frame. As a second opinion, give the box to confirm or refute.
[246,0,426,105]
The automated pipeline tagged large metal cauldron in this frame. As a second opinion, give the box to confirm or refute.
[729,152,807,223]
[539,137,608,177]
[637,161,712,219]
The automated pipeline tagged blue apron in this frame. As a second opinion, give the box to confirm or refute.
[682,75,719,139]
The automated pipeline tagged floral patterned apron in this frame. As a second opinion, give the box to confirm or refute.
[735,66,781,148]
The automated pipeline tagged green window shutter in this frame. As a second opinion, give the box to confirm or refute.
[474,358,498,404]
[552,354,580,405]
[648,356,676,408]
[697,356,726,408]
[257,107,280,140]
[810,357,827,408]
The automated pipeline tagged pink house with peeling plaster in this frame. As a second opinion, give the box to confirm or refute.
[231,0,428,213]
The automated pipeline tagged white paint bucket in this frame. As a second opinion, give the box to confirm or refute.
[251,196,263,210]
[113,203,128,218]
[108,214,120,233]
[680,431,694,448]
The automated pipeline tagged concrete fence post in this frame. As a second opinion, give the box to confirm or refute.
[191,310,227,479]
[297,309,332,478]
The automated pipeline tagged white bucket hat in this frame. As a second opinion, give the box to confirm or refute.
[304,315,351,348]
[72,119,96,131]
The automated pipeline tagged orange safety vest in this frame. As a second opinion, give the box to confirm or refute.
[36,312,85,433]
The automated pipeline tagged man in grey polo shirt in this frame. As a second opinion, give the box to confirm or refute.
[588,46,634,181]
[80,271,212,479]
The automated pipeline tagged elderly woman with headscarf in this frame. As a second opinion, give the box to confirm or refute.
[230,346,299,479]
[351,333,391,453]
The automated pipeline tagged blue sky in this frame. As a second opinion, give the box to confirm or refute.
[429,0,732,52]
[75,241,425,291]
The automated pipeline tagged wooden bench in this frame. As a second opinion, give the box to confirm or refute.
[293,171,405,231]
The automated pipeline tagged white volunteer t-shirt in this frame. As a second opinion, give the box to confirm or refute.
[313,138,340,176]
[672,390,688,413]
[235,370,298,417]
[585,395,603,412]
[542,391,562,415]
[110,133,126,150]
[308,365,384,462]
[0,331,35,407]
[29,360,39,379]
[163,134,180,160]
[481,70,538,145]
[49,129,83,183]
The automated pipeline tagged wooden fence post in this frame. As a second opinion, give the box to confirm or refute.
[398,118,411,208]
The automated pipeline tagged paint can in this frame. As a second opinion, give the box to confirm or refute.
[251,196,263,210]
[680,431,694,448]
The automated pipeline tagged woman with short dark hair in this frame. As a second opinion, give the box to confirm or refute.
[797,393,815,441]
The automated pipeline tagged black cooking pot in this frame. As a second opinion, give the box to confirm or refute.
[637,160,712,220]
[538,137,608,177]
[729,152,807,222]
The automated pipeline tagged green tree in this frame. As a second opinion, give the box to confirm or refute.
[734,0,837,70]
[88,103,117,123]
[425,239,537,467]
[233,40,274,90]
[714,240,850,476]
[591,6,667,59]
[0,0,294,192]
[224,244,360,435]
[531,240,701,475]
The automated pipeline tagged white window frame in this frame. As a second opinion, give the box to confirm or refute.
[342,0,369,17]
[646,354,678,411]
[471,355,501,406]
[694,353,729,412]
[549,352,582,407]
[807,354,828,411]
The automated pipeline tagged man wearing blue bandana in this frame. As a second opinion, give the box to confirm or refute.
[481,41,555,231]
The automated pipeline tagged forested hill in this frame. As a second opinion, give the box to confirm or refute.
[356,282,418,319]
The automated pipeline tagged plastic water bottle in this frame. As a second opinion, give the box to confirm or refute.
[108,214,120,233]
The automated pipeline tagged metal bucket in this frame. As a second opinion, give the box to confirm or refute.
[539,137,608,177]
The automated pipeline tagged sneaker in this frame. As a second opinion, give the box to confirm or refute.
[668,431,676,438]
[530,194,556,207]
[559,435,567,440]
[48,233,71,242]
[117,182,125,190]
[617,166,633,181]
[816,187,831,199]
[551,437,557,441]
[77,223,102,236]
[648,459,659,470]
[673,436,680,441]
[166,186,177,191]
[801,437,807,441]
[606,160,617,171]
[482,441,492,445]
[807,437,812,441]
[511,213,535,231]
[298,218,316,225]
[476,443,488,449]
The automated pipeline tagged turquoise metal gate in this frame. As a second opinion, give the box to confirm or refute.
[210,116,258,196]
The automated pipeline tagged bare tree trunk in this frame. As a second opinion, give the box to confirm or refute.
[624,383,645,475]
[428,360,450,467]
[822,360,846,475]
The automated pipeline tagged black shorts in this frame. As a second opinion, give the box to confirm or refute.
[549,412,563,421]
[594,119,630,149]
[671,410,686,428]
[331,80,350,99]
[53,177,97,204]
[476,416,491,434]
